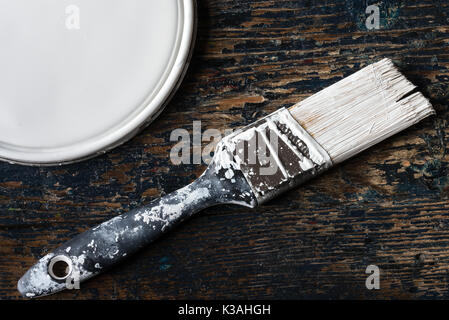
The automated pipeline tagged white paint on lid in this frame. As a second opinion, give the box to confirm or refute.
[0,0,195,165]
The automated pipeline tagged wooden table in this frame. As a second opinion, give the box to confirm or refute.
[1,0,449,299]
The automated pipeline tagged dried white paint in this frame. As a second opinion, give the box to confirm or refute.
[224,168,235,179]
[134,187,211,231]
[17,253,65,298]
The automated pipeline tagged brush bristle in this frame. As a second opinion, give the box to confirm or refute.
[289,58,435,164]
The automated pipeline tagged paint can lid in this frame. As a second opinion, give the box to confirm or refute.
[0,0,195,165]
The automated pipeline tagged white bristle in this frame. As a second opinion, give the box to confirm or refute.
[289,58,435,164]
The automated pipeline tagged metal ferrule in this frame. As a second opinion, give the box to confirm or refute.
[220,108,333,204]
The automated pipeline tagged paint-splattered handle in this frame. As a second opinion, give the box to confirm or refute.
[69,176,217,269]
[17,175,220,298]
[18,148,258,298]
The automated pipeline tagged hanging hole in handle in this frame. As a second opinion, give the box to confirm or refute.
[48,255,73,281]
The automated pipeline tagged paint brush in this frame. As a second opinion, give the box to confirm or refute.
[18,58,435,298]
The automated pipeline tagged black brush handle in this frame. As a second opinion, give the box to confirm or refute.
[18,159,257,298]
[60,175,216,275]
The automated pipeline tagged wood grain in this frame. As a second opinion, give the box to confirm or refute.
[1,0,449,299]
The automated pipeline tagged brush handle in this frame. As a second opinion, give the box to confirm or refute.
[50,174,219,284]
[18,156,257,298]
